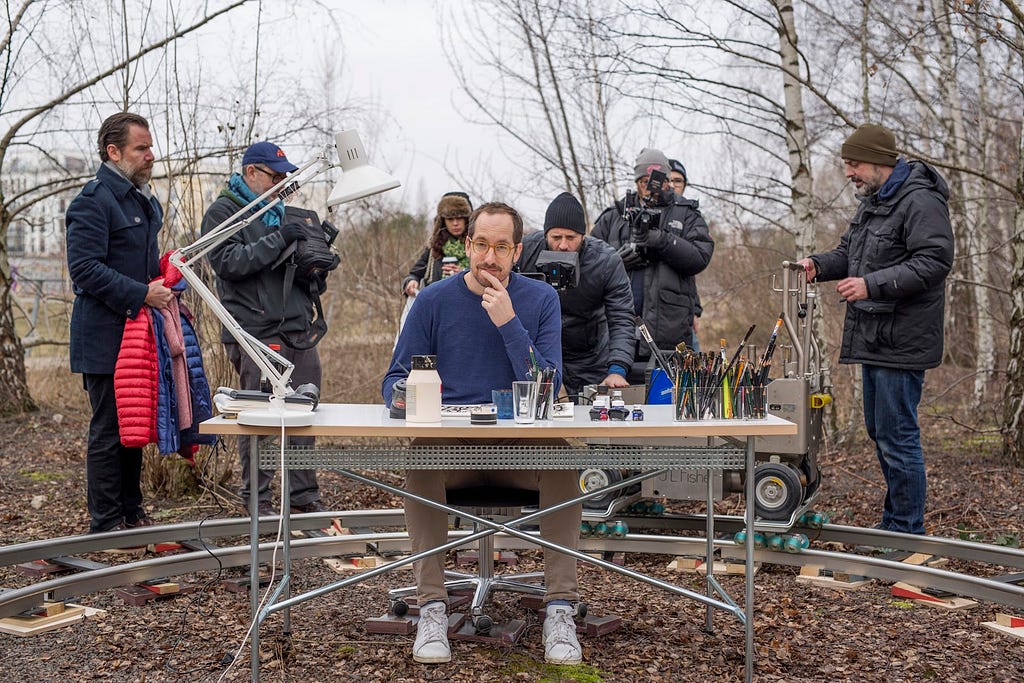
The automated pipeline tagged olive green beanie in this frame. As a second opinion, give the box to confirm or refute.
[841,124,898,166]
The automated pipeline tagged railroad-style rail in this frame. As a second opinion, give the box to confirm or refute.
[1,509,1022,620]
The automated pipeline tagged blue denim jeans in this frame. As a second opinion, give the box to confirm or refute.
[862,364,926,534]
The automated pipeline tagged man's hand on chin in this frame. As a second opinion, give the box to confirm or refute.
[479,270,515,327]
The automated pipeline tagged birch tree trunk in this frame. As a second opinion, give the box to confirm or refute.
[969,10,996,407]
[1004,118,1024,465]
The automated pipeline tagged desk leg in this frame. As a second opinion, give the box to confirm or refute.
[704,437,715,633]
[744,436,755,683]
[282,438,292,634]
[249,435,260,683]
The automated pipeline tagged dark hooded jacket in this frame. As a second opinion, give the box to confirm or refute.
[592,195,713,355]
[810,160,954,370]
[517,232,635,395]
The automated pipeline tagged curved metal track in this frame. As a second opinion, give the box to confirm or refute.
[1,509,1022,619]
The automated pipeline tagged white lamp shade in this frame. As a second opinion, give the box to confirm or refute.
[326,130,401,207]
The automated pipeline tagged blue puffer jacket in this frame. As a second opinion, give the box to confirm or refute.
[151,309,179,455]
[180,309,216,447]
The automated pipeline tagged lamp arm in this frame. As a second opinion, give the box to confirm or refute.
[179,150,333,263]
[170,251,296,401]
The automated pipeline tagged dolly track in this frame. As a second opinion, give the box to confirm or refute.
[1,510,1022,619]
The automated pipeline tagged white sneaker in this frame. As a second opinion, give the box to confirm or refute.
[543,604,582,664]
[413,601,451,664]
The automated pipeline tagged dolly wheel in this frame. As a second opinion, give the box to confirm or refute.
[390,599,408,617]
[753,462,803,521]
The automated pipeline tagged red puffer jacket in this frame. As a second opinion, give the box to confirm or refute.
[114,306,159,447]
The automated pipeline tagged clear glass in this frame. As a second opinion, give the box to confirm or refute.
[512,381,538,424]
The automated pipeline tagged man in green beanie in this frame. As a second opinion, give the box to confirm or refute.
[797,123,954,535]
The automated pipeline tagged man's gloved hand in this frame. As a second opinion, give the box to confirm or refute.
[279,222,308,245]
[310,271,328,295]
[643,227,668,250]
[616,243,645,270]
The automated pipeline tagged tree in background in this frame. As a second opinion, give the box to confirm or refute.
[442,0,1024,459]
[0,0,250,416]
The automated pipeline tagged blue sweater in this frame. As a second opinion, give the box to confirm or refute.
[383,272,562,405]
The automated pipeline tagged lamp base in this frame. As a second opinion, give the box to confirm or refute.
[237,407,316,427]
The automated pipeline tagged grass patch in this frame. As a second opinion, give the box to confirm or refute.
[499,654,608,682]
[18,469,67,483]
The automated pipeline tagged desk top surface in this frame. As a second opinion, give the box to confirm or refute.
[200,403,797,438]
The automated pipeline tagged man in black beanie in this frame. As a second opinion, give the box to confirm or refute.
[592,148,714,385]
[517,192,634,399]
[798,123,954,535]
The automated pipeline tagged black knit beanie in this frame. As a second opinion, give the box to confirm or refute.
[543,192,586,235]
[841,124,898,166]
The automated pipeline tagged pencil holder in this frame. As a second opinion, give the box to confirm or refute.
[535,382,554,420]
[673,385,723,421]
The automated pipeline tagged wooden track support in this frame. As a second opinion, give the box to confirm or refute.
[669,556,758,576]
[890,582,977,610]
[982,613,1024,642]
[0,603,106,637]
[795,565,871,590]
[116,581,193,606]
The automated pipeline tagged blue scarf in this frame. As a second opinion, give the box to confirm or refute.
[227,172,285,227]
[877,158,910,202]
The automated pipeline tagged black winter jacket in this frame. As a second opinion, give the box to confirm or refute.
[517,232,635,394]
[810,160,953,370]
[201,196,317,343]
[592,195,714,355]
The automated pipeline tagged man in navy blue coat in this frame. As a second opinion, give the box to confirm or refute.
[66,112,173,533]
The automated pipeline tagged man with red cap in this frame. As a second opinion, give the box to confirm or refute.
[798,123,954,535]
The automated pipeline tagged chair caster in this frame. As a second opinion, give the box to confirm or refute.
[390,599,409,617]
[473,614,493,635]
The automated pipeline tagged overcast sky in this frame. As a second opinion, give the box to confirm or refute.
[339,0,547,221]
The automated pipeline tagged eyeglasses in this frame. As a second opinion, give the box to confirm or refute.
[468,239,515,258]
[253,166,287,183]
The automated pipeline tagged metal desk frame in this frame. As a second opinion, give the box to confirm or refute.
[201,404,796,682]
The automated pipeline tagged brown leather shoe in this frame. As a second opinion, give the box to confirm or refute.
[125,513,155,528]
[290,499,329,514]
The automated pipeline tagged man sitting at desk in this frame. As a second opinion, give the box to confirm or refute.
[383,202,583,666]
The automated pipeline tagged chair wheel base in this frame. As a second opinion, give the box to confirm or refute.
[450,615,526,645]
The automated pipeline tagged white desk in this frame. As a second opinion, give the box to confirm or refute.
[201,403,796,682]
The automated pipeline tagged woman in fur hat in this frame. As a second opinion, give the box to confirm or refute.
[402,192,473,296]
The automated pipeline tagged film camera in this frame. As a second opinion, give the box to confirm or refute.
[624,169,673,246]
[533,249,580,290]
[616,169,674,270]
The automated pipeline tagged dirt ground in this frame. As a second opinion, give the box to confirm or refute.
[0,404,1021,682]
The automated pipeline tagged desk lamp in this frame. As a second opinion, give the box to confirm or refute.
[170,131,400,426]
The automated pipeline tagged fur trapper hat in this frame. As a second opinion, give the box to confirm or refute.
[436,192,472,219]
